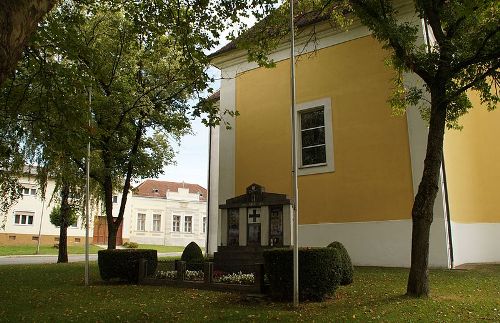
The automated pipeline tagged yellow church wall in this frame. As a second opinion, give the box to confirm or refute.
[444,92,500,223]
[234,35,414,224]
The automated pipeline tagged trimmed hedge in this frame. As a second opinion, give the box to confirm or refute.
[263,247,342,301]
[98,249,157,283]
[181,241,204,263]
[327,241,354,285]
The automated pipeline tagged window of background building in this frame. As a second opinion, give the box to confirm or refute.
[137,213,146,231]
[184,216,192,233]
[202,217,207,233]
[152,214,161,232]
[14,212,34,225]
[172,215,180,232]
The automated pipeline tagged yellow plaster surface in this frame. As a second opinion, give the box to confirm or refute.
[444,92,500,223]
[235,36,414,224]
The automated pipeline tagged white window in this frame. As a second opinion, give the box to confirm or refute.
[30,188,37,195]
[184,216,192,233]
[202,217,207,233]
[296,98,334,176]
[112,195,118,203]
[14,212,34,225]
[172,215,180,232]
[20,187,30,195]
[137,213,146,231]
[152,214,161,232]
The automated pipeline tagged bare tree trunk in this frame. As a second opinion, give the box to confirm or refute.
[407,86,447,297]
[57,181,70,263]
[0,0,57,85]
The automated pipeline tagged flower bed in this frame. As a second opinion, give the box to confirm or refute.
[214,271,255,285]
[156,270,177,280]
[185,270,204,281]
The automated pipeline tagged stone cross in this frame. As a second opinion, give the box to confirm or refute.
[249,209,260,223]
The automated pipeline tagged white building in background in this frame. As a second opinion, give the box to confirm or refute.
[128,180,207,247]
[0,170,89,246]
[1,173,207,248]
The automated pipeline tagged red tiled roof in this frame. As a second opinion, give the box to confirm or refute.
[134,179,207,201]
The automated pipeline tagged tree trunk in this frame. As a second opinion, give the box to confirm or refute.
[107,222,118,249]
[57,181,70,263]
[406,86,447,297]
[0,0,57,85]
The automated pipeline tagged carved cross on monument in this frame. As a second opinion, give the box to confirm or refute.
[249,208,260,223]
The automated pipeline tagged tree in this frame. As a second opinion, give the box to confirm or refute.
[0,1,58,85]
[234,0,499,297]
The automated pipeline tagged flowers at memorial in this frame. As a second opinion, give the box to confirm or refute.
[215,271,255,285]
[156,270,177,280]
[185,270,204,281]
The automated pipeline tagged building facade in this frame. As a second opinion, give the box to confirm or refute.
[0,172,89,246]
[208,1,500,267]
[2,176,207,248]
[128,180,207,247]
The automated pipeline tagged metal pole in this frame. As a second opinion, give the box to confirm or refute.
[290,0,299,307]
[85,87,91,286]
[35,199,45,254]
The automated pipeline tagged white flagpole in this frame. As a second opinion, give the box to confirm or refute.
[85,87,91,286]
[290,0,299,307]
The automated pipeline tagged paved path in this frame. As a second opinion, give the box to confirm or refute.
[0,252,182,265]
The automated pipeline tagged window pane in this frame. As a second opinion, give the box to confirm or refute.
[15,214,20,224]
[301,109,324,129]
[30,189,37,195]
[301,127,325,147]
[28,216,33,225]
[21,214,27,224]
[302,145,327,165]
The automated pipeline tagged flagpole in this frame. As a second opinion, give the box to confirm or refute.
[85,87,91,286]
[290,0,299,307]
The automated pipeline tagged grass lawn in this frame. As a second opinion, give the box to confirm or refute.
[0,244,104,256]
[0,263,498,322]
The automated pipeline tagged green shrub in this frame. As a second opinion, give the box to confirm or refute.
[181,241,204,264]
[98,249,157,283]
[327,241,354,285]
[123,242,138,249]
[263,247,342,301]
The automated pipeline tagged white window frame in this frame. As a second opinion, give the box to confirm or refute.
[202,216,207,233]
[184,216,192,233]
[152,214,161,232]
[14,212,34,225]
[296,97,334,176]
[137,213,146,231]
[172,215,181,232]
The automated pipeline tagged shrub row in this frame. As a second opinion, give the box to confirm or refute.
[263,247,342,301]
[98,249,157,283]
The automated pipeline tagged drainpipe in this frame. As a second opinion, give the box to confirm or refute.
[442,152,454,269]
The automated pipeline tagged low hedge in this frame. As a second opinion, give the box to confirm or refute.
[327,241,354,285]
[98,249,157,283]
[263,247,342,301]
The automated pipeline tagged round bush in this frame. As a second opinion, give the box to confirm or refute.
[327,241,354,285]
[181,241,204,264]
[263,247,342,301]
[98,249,157,283]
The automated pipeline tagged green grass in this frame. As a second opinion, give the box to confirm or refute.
[0,244,104,256]
[0,263,498,322]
